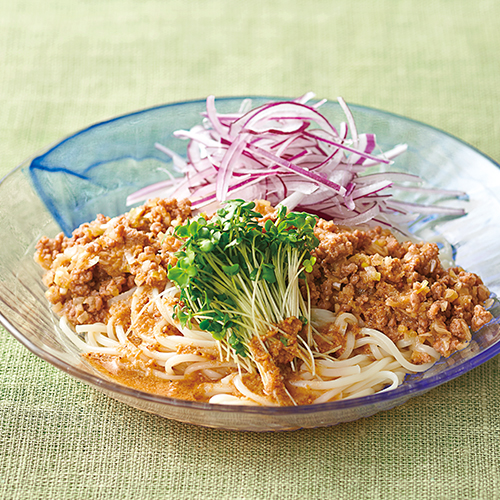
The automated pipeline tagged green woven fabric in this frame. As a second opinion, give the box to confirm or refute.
[1,1,500,498]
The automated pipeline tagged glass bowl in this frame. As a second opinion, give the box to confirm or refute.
[1,97,499,432]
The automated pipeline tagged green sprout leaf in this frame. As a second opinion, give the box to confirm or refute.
[303,256,316,273]
[198,239,214,252]
[261,263,276,283]
[167,199,319,360]
[222,263,240,276]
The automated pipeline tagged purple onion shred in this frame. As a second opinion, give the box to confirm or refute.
[127,94,466,229]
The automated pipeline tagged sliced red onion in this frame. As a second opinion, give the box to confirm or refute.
[385,200,466,216]
[351,134,376,165]
[216,133,249,201]
[279,185,319,211]
[154,143,188,171]
[351,180,394,199]
[173,129,220,148]
[390,185,467,197]
[126,94,467,232]
[336,204,381,226]
[354,172,421,184]
[248,144,347,196]
[362,143,409,166]
[231,102,337,137]
[127,178,182,205]
[295,91,317,104]
[303,131,391,165]
[206,95,230,140]
[337,97,358,148]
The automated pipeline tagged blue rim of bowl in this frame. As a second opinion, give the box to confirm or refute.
[2,96,500,417]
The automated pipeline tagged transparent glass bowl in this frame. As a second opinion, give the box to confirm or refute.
[1,97,499,431]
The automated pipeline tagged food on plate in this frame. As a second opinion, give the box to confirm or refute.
[34,94,493,406]
[35,197,492,406]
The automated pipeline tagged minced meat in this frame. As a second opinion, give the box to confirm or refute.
[306,221,492,358]
[35,198,191,325]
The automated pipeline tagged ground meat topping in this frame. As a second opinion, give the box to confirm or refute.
[307,223,493,358]
[35,198,191,326]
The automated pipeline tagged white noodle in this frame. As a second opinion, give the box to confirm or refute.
[184,361,237,377]
[396,338,414,349]
[76,323,108,334]
[95,333,121,348]
[413,342,441,359]
[138,345,177,361]
[85,330,100,347]
[164,354,206,375]
[115,324,128,344]
[359,328,435,372]
[202,369,225,380]
[338,331,355,360]
[335,312,358,334]
[151,287,214,341]
[107,321,118,341]
[316,354,370,368]
[315,365,361,378]
[313,387,344,403]
[291,358,393,391]
[154,335,217,350]
[310,308,336,328]
[209,394,259,405]
[60,317,118,355]
[65,281,444,406]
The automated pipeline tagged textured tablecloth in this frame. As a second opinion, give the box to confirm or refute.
[1,1,500,499]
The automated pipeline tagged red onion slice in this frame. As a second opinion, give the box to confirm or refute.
[126,94,467,232]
